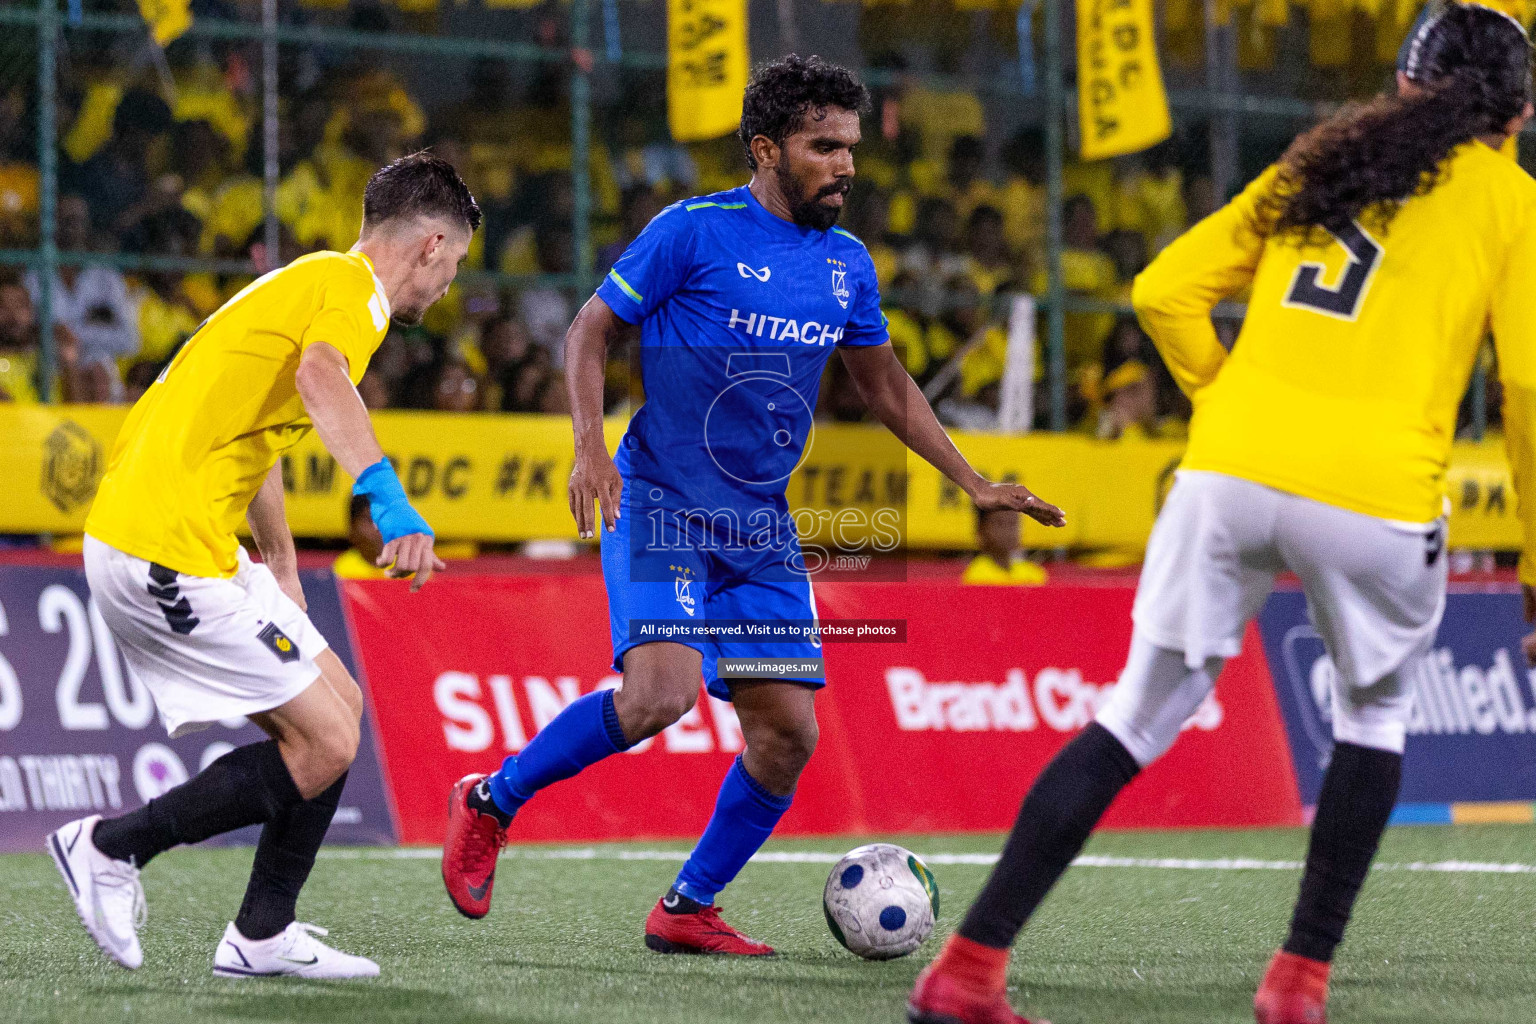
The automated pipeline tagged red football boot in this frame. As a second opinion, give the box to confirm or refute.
[643,897,775,956]
[1254,950,1331,1024]
[907,962,1046,1024]
[441,773,508,919]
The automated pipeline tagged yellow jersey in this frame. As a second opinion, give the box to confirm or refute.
[961,554,1048,586]
[1134,141,1536,582]
[333,548,390,580]
[87,250,391,578]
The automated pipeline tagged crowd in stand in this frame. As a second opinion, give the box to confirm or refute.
[0,20,1226,438]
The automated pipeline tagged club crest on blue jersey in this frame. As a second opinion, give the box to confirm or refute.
[828,257,850,309]
[670,564,697,616]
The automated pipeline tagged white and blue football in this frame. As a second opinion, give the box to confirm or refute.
[822,843,939,960]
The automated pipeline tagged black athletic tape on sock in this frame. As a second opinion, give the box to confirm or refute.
[94,740,304,867]
[1283,742,1402,963]
[958,723,1140,949]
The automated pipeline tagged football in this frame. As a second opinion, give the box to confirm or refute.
[822,843,940,960]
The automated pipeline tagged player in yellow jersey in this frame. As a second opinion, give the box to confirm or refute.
[908,7,1535,1024]
[47,152,480,979]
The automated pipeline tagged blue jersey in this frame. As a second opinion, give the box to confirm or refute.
[595,185,888,516]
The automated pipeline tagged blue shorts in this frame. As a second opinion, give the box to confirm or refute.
[600,503,824,701]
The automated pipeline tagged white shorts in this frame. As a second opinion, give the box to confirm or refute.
[1134,471,1447,689]
[84,535,329,738]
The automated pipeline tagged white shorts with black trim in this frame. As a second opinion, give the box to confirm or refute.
[1133,470,1448,689]
[84,535,328,738]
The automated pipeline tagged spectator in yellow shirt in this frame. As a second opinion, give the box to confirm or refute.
[963,206,1014,296]
[0,272,79,403]
[0,89,38,247]
[962,506,1048,586]
[1056,195,1119,370]
[941,136,1000,221]
[845,186,901,288]
[333,494,390,580]
[999,129,1047,259]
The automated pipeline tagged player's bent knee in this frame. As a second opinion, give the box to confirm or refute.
[636,689,699,738]
[746,717,819,775]
[307,730,358,793]
[613,676,699,741]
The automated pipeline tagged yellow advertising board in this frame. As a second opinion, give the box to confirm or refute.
[0,405,1523,554]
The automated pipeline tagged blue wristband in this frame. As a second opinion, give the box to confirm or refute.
[353,458,433,544]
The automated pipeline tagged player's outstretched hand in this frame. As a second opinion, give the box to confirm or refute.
[970,480,1067,528]
[379,532,446,592]
[569,446,623,540]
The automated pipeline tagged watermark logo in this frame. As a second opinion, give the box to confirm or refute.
[704,353,814,487]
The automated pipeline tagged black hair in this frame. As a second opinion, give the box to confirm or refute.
[363,150,482,233]
[738,54,870,170]
[968,204,1004,230]
[113,89,172,138]
[949,135,984,164]
[1263,2,1532,240]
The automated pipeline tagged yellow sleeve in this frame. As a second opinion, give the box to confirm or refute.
[1132,167,1276,396]
[1490,212,1536,586]
[300,262,383,376]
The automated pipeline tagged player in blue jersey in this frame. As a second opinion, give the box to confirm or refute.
[440,55,1065,953]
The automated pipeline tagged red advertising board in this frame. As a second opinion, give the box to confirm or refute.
[342,575,1302,845]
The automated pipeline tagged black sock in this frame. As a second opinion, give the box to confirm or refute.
[468,777,513,828]
[93,740,303,868]
[235,771,348,941]
[958,723,1141,949]
[1283,741,1402,963]
[661,887,704,915]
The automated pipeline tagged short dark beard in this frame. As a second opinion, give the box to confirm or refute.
[391,309,423,328]
[776,162,846,231]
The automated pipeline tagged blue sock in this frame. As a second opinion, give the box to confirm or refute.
[673,756,794,906]
[486,689,630,816]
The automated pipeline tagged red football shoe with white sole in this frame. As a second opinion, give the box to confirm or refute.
[643,896,775,956]
[907,963,1047,1024]
[441,773,508,919]
[1254,950,1330,1024]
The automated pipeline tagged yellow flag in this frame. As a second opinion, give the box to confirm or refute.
[668,0,749,143]
[137,0,193,46]
[1076,0,1172,161]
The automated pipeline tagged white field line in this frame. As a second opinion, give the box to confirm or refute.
[317,847,1536,875]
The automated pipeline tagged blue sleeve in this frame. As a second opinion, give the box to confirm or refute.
[594,205,696,324]
[837,246,889,348]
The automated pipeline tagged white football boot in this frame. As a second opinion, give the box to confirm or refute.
[213,921,380,979]
[46,814,146,969]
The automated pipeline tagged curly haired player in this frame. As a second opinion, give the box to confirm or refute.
[910,5,1536,1023]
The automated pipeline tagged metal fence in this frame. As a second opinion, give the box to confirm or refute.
[0,0,1484,431]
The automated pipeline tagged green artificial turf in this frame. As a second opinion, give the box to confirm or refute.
[3,825,1533,1023]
